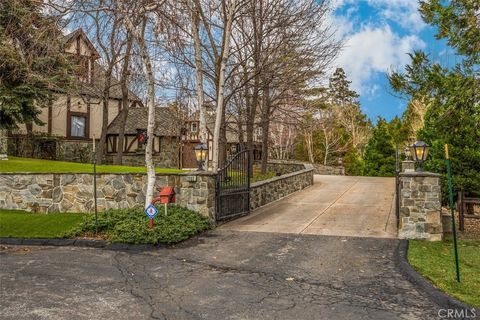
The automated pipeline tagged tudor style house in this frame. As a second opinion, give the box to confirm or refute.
[8,28,142,162]
[8,28,264,168]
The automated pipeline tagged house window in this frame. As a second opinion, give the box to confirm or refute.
[71,116,86,137]
[191,122,198,133]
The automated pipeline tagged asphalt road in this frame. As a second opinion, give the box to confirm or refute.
[0,231,442,320]
[222,175,397,238]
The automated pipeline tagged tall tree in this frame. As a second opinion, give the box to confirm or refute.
[362,118,396,177]
[328,67,370,154]
[390,0,480,197]
[0,0,72,131]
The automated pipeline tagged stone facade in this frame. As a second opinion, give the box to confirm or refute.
[0,172,216,219]
[311,163,345,175]
[105,150,179,168]
[398,171,443,241]
[256,160,344,176]
[0,164,313,221]
[56,140,94,163]
[254,160,306,175]
[250,164,314,210]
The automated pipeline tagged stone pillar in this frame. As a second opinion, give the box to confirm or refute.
[401,160,415,173]
[399,171,442,241]
[176,172,217,220]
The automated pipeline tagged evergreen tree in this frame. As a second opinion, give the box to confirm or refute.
[390,0,480,198]
[328,67,359,106]
[362,118,396,177]
[0,0,72,130]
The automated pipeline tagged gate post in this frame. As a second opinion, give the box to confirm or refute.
[398,171,442,241]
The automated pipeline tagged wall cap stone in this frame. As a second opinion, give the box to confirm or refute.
[251,168,313,188]
[399,171,441,178]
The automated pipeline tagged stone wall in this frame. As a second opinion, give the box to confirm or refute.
[258,160,344,176]
[0,172,216,219]
[106,151,179,169]
[254,160,306,175]
[311,163,345,175]
[398,171,443,241]
[56,140,93,163]
[250,164,314,210]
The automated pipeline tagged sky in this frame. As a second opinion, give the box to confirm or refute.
[330,0,449,122]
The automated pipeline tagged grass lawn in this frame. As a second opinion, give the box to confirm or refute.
[408,238,480,307]
[0,157,185,174]
[0,207,211,245]
[0,210,85,238]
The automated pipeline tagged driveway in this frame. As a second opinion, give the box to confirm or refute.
[0,232,441,319]
[222,175,397,238]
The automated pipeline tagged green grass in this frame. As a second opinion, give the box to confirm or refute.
[0,207,211,245]
[0,157,185,174]
[0,210,86,238]
[408,238,480,307]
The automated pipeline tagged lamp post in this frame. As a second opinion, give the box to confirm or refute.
[194,143,208,171]
[409,141,430,172]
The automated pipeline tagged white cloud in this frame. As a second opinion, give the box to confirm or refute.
[335,24,425,95]
[332,0,426,32]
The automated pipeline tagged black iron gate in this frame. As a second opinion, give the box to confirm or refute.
[215,150,251,221]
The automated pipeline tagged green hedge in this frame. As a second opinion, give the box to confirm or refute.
[69,205,211,244]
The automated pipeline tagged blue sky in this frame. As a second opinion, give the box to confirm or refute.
[331,0,449,121]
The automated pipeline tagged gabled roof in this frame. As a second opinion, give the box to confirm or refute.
[107,107,181,137]
[63,28,100,58]
[60,29,141,103]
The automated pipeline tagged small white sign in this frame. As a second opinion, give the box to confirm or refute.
[144,204,158,219]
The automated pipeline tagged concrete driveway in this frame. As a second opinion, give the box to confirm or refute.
[222,175,397,238]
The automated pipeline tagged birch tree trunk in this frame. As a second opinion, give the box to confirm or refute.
[115,32,134,165]
[212,0,236,171]
[122,13,156,208]
[190,0,207,146]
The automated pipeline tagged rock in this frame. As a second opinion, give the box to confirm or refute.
[61,174,76,186]
[52,187,63,203]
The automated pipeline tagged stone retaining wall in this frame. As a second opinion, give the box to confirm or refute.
[257,160,344,176]
[250,164,314,210]
[0,172,216,219]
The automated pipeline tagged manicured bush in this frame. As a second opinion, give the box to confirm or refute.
[70,205,211,245]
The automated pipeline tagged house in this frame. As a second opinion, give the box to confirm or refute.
[8,28,142,162]
[7,27,263,168]
[106,106,181,168]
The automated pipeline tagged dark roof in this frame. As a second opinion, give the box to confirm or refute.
[107,107,181,137]
[76,62,141,101]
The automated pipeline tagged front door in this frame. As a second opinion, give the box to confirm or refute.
[182,142,198,168]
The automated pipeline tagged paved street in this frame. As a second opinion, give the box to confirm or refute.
[222,175,397,238]
[1,232,441,320]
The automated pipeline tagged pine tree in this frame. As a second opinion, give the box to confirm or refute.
[0,0,72,130]
[328,67,359,106]
[362,118,396,177]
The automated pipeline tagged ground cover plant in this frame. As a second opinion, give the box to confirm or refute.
[69,205,211,244]
[0,157,184,174]
[408,238,480,307]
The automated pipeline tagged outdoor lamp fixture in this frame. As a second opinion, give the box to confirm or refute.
[409,141,430,171]
[194,143,208,171]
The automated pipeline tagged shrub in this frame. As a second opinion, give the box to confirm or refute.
[70,205,211,245]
